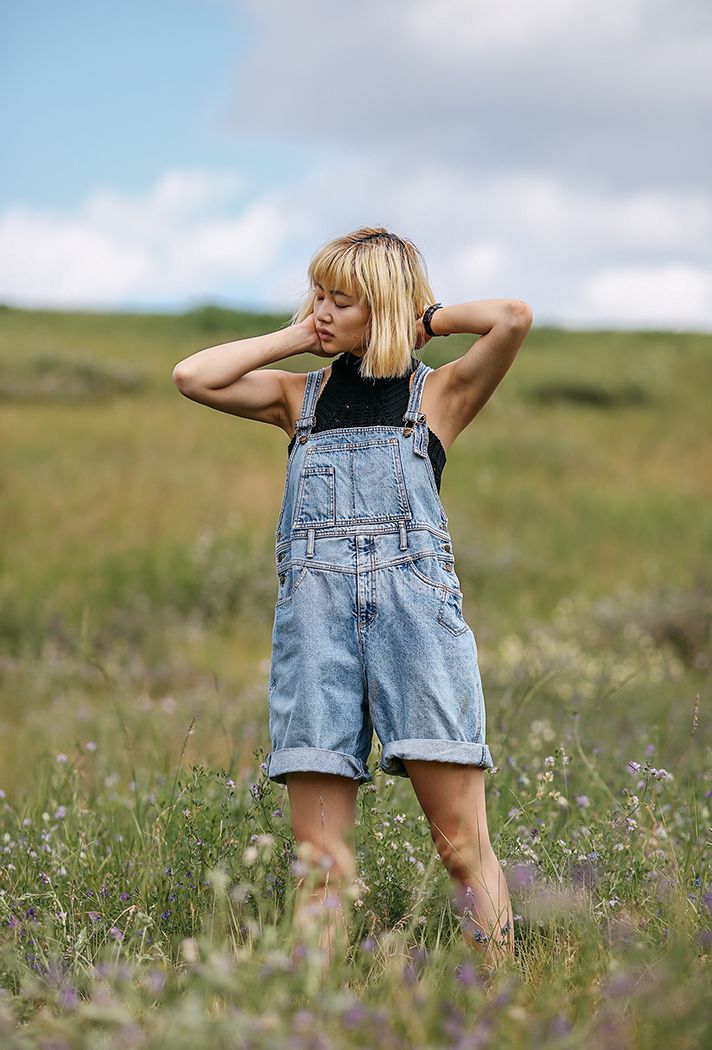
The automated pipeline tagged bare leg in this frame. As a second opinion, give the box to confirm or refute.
[285,771,359,967]
[402,760,515,970]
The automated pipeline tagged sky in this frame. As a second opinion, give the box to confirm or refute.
[1,0,711,330]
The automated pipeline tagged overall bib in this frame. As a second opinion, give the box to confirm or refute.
[266,359,494,785]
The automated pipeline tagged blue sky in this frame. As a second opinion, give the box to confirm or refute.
[1,0,711,329]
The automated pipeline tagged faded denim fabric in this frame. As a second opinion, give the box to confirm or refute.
[266,359,494,785]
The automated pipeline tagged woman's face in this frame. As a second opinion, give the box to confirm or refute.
[313,280,371,356]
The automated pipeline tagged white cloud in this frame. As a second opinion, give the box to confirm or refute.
[579,262,712,328]
[0,171,289,308]
[2,161,710,329]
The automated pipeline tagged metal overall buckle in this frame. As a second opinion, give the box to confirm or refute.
[402,412,426,438]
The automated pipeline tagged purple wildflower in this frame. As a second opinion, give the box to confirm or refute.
[145,969,166,994]
[508,861,539,893]
[61,986,79,1010]
[548,1016,573,1037]
[342,1002,368,1028]
[455,961,482,987]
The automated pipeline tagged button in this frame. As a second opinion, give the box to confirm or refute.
[443,544,451,553]
[278,574,285,584]
[277,553,283,561]
[444,563,453,572]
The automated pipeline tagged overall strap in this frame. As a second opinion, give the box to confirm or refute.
[294,368,325,444]
[402,359,432,458]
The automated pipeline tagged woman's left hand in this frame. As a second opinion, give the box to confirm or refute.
[414,316,432,351]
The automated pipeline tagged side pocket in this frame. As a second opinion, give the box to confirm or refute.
[437,587,469,636]
[275,563,307,608]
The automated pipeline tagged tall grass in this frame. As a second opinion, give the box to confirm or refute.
[1,305,710,1046]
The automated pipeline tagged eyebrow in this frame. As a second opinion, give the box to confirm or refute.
[315,282,353,298]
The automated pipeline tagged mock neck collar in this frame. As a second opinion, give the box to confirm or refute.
[332,351,419,382]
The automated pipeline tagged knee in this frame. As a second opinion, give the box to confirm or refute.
[432,829,496,879]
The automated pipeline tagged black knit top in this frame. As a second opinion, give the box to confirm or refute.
[287,351,447,491]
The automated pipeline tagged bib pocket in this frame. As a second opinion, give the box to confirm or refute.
[293,465,336,528]
[293,439,412,528]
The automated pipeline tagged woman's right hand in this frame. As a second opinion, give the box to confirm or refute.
[299,313,342,358]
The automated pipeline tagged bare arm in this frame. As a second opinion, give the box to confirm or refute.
[424,299,533,442]
[172,316,324,430]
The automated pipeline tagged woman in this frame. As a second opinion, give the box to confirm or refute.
[173,226,533,971]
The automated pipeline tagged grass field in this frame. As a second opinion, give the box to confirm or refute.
[1,303,710,1047]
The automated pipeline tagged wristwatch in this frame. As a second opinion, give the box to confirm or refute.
[422,302,448,337]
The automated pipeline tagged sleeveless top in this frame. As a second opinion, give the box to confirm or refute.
[287,351,447,491]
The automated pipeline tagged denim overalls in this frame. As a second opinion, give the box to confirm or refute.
[266,358,494,785]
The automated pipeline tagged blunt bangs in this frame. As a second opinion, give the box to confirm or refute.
[287,226,437,380]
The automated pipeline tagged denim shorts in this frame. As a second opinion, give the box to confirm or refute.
[266,360,494,785]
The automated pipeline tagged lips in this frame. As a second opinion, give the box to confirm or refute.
[318,329,333,338]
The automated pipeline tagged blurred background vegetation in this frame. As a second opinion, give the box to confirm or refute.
[0,304,709,794]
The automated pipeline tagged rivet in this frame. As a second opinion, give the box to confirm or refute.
[299,434,307,444]
[443,544,451,553]
[279,574,285,584]
[277,553,283,561]
[403,427,413,437]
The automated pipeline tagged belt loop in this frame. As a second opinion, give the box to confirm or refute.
[399,521,408,550]
[306,528,315,558]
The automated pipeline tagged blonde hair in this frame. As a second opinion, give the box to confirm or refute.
[287,226,437,380]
